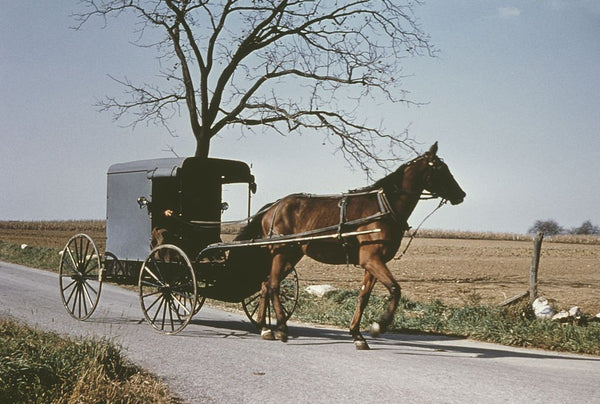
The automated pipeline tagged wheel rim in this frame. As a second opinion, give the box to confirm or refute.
[139,244,197,335]
[242,267,299,327]
[59,234,102,320]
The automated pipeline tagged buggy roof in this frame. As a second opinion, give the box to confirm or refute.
[107,157,254,184]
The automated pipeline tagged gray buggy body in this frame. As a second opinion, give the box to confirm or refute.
[106,157,254,262]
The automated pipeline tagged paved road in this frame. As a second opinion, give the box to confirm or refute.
[1,261,599,403]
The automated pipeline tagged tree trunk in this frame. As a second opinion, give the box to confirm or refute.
[195,133,210,158]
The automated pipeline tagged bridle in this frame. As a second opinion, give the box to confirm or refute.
[385,153,447,201]
[388,153,450,260]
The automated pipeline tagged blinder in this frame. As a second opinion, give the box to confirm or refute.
[422,155,446,198]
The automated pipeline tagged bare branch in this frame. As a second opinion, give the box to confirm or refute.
[74,0,433,168]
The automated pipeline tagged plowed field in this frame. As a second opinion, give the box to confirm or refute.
[295,237,600,314]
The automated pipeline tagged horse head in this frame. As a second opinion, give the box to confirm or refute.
[412,142,466,205]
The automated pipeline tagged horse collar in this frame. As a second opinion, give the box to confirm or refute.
[377,190,410,232]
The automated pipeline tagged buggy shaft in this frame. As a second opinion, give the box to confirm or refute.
[205,228,382,251]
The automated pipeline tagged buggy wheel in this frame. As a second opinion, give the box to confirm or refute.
[242,266,299,327]
[59,234,102,320]
[139,244,198,335]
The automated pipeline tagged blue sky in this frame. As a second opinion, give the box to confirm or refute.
[1,1,599,233]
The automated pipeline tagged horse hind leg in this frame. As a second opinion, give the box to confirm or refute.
[271,290,289,342]
[349,271,377,350]
[262,252,294,342]
[271,255,289,342]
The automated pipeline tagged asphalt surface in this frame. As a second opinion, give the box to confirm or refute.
[1,261,599,403]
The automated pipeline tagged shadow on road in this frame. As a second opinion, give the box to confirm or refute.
[375,333,600,362]
[85,311,600,362]
[192,317,600,361]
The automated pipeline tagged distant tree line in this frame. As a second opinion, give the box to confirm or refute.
[528,219,600,236]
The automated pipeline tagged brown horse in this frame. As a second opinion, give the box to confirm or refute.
[238,142,466,349]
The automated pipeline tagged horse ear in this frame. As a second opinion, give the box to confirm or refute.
[428,142,438,155]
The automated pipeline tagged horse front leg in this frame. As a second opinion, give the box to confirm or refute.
[256,281,274,340]
[361,256,401,338]
[349,271,377,350]
[268,253,289,342]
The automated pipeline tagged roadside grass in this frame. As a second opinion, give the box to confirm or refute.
[0,241,60,271]
[293,290,600,356]
[0,317,178,404]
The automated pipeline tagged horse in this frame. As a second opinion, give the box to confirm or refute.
[237,142,466,349]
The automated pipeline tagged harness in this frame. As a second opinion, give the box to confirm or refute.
[264,153,451,262]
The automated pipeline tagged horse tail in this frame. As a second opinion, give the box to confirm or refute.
[235,202,274,241]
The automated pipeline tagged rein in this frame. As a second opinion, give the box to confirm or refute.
[394,198,447,260]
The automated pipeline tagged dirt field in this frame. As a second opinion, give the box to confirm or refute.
[294,237,600,314]
[2,224,599,314]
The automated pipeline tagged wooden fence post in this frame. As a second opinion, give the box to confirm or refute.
[529,231,544,302]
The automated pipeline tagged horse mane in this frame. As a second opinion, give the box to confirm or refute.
[348,163,408,194]
[235,202,273,241]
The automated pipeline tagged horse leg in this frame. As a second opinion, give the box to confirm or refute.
[256,281,274,340]
[270,254,291,342]
[361,256,401,338]
[349,271,377,350]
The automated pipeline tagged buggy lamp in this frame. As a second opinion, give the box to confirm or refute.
[137,196,150,209]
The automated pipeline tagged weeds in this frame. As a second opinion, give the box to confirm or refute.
[0,317,177,404]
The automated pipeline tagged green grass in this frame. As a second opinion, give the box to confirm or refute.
[0,241,60,271]
[0,317,177,404]
[294,290,600,355]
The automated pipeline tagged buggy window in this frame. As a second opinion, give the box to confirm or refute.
[221,183,250,222]
[151,177,180,230]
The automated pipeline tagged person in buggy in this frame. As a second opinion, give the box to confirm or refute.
[150,207,225,262]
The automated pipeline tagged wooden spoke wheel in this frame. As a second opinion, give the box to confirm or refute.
[242,266,299,327]
[139,244,199,335]
[59,234,102,320]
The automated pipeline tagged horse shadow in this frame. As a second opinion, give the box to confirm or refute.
[187,317,600,362]
[87,313,599,362]
[368,332,600,362]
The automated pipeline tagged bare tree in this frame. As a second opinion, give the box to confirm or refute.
[528,219,564,236]
[570,220,600,235]
[74,0,433,171]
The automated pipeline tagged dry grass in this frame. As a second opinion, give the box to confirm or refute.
[416,228,600,244]
[2,220,597,246]
[0,220,105,231]
[0,220,106,250]
[0,317,178,403]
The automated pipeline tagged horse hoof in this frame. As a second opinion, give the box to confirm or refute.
[354,340,370,350]
[261,328,274,340]
[274,330,288,343]
[370,322,381,337]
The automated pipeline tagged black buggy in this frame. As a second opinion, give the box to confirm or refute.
[58,157,299,334]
